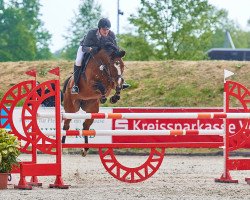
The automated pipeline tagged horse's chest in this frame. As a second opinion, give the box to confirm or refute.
[94,74,114,87]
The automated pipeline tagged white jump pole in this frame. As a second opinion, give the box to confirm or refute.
[41,129,224,137]
[37,112,250,120]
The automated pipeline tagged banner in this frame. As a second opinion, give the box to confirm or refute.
[3,107,249,147]
[112,107,248,146]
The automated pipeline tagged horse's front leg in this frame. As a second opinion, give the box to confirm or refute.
[93,81,107,104]
[110,86,122,104]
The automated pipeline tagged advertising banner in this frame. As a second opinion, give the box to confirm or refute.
[4,107,249,147]
[112,107,248,146]
[9,107,113,144]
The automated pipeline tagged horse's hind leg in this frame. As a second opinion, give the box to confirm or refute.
[80,99,100,157]
[62,119,71,143]
[81,118,94,157]
[62,94,81,143]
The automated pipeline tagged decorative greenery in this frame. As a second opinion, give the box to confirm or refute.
[0,129,20,173]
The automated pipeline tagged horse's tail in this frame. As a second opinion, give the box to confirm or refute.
[63,76,71,93]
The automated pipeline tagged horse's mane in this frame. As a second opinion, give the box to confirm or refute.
[99,36,120,56]
[97,36,126,59]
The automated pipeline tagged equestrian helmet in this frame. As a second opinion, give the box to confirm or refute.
[98,18,111,29]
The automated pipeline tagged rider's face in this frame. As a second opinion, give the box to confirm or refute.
[99,28,110,36]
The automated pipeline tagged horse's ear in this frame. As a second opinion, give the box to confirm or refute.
[119,50,126,58]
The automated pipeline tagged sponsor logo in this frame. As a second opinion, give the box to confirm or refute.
[114,119,247,134]
[114,119,128,129]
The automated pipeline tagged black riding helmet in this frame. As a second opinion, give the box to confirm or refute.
[98,18,111,29]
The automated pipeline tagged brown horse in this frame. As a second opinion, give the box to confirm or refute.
[62,41,126,156]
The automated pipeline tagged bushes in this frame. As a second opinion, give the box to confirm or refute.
[0,129,20,173]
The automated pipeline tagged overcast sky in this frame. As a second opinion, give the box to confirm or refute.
[39,0,250,52]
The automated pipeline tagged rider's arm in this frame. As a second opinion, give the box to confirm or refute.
[80,29,99,53]
[108,31,117,46]
[80,33,92,53]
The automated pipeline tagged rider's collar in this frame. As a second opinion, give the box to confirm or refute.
[96,29,101,40]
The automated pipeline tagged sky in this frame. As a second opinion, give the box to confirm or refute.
[39,0,250,52]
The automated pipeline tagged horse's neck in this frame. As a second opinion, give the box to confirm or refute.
[91,50,110,66]
[84,51,110,80]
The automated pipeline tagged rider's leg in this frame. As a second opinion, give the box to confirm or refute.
[72,65,81,94]
[72,46,84,94]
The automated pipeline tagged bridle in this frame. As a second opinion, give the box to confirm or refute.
[90,50,124,88]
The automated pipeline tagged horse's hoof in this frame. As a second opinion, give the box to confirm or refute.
[110,95,120,104]
[81,149,88,157]
[110,96,117,104]
[100,97,107,104]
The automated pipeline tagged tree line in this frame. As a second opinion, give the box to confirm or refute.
[0,0,52,61]
[1,0,250,62]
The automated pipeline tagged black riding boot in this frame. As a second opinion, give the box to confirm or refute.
[71,65,81,94]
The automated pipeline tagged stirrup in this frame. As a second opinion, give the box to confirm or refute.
[71,85,79,94]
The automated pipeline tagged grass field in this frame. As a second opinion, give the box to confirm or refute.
[1,60,250,155]
[1,60,250,107]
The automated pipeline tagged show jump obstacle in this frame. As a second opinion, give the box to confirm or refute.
[0,69,250,189]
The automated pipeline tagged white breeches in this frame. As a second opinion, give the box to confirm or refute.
[75,46,84,66]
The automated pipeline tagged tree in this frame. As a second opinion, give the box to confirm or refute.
[14,0,52,59]
[0,0,52,61]
[61,0,101,60]
[118,33,156,61]
[129,0,228,60]
[0,5,36,61]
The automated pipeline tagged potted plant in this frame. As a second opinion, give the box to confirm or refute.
[0,128,20,189]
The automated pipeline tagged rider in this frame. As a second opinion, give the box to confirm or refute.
[71,18,130,94]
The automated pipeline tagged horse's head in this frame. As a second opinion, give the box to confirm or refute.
[93,36,126,90]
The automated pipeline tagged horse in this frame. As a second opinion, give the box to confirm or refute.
[62,39,126,156]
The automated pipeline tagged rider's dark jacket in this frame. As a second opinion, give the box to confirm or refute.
[80,28,117,53]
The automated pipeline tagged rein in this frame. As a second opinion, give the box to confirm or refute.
[90,51,117,84]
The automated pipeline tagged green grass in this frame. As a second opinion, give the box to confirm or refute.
[1,60,250,108]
